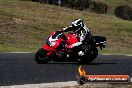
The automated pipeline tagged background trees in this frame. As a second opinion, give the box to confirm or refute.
[41,0,108,13]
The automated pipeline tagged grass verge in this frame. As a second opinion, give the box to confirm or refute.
[0,0,132,54]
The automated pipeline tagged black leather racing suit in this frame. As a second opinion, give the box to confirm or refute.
[62,25,91,48]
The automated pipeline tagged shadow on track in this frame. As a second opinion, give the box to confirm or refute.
[43,62,117,65]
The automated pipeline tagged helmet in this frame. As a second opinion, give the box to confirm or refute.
[72,19,84,32]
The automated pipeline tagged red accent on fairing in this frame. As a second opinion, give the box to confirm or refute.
[42,44,54,51]
[66,33,78,45]
[42,32,78,56]
[52,39,64,49]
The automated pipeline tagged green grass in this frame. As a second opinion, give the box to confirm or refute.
[0,0,132,54]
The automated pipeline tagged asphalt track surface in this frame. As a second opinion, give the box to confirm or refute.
[0,53,132,86]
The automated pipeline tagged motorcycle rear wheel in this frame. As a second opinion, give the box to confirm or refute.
[35,48,51,64]
[80,48,98,64]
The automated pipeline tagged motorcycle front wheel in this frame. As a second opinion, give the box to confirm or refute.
[35,48,51,64]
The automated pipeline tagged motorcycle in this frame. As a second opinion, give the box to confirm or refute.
[35,31,106,64]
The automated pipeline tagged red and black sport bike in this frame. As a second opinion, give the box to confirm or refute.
[35,31,106,64]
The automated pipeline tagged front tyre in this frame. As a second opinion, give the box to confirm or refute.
[35,48,51,64]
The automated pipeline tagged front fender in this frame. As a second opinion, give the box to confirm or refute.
[42,44,55,55]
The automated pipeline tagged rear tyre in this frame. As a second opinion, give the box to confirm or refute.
[80,48,98,64]
[89,47,98,61]
[35,48,51,64]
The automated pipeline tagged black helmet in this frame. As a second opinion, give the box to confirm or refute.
[72,19,84,32]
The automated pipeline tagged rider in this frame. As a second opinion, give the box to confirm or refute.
[60,19,91,49]
[46,19,91,57]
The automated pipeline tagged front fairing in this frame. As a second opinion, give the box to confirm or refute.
[46,31,66,49]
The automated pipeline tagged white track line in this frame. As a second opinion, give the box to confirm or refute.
[1,79,132,88]
[0,81,78,88]
[102,54,132,56]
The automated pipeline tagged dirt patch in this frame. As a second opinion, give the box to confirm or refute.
[12,17,29,24]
